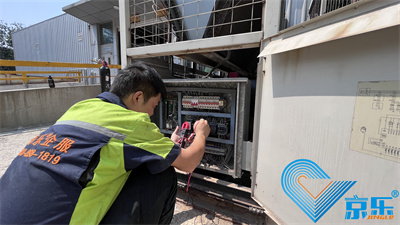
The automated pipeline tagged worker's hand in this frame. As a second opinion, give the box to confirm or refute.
[170,126,180,144]
[193,119,210,138]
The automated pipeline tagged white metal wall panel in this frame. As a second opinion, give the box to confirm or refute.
[253,26,400,224]
[12,14,97,74]
[259,3,400,57]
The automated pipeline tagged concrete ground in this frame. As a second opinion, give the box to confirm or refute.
[0,126,260,224]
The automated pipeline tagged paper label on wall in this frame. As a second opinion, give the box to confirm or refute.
[350,80,400,163]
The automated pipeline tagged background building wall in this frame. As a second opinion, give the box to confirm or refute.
[12,14,100,78]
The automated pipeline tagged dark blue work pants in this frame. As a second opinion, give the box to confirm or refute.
[100,166,177,224]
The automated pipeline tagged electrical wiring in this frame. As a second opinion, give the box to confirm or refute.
[177,122,196,192]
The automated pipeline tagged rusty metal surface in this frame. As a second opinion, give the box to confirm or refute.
[175,187,267,225]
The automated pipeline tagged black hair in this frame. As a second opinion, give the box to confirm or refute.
[110,61,167,103]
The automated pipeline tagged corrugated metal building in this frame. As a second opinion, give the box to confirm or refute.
[12,13,103,80]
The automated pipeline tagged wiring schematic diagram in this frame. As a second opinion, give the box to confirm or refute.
[350,80,400,163]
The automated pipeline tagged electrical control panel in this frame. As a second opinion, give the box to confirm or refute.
[156,78,251,178]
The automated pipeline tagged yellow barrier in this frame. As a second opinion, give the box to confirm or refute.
[0,71,83,83]
[0,60,121,69]
[0,60,121,85]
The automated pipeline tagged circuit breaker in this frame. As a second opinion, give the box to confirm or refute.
[156,78,251,178]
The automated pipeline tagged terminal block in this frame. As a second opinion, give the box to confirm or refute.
[182,96,225,110]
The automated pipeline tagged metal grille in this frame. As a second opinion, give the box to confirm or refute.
[281,0,363,30]
[130,0,263,47]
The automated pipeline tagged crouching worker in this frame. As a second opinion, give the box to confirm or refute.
[0,61,210,224]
